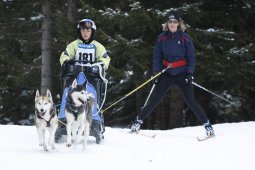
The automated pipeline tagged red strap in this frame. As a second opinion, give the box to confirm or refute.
[163,59,187,68]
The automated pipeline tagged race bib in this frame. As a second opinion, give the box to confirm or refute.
[75,43,97,63]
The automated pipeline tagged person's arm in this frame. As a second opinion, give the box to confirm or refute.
[153,35,163,75]
[94,41,111,69]
[59,40,78,65]
[183,33,196,75]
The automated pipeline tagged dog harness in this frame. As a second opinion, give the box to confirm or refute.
[66,103,87,121]
[35,108,56,127]
[66,89,89,121]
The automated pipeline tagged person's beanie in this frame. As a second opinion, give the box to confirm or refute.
[167,11,181,21]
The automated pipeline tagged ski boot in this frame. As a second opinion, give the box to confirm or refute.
[130,117,143,133]
[204,121,215,137]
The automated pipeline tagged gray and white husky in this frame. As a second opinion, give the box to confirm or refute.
[35,89,58,151]
[65,79,94,150]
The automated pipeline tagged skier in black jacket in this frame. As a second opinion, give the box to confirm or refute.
[131,11,214,137]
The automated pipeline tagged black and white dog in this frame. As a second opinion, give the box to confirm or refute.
[35,89,58,151]
[65,79,94,150]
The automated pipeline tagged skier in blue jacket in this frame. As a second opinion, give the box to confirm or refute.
[131,11,214,137]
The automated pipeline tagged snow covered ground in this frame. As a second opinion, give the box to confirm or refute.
[0,122,254,170]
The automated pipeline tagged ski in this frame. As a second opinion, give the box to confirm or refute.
[128,131,156,138]
[196,135,214,141]
[140,133,156,138]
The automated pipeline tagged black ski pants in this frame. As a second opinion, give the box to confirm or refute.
[137,73,208,124]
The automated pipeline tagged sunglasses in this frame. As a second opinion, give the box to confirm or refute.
[168,20,178,24]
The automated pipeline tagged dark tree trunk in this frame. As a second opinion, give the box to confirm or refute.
[41,0,52,94]
[68,0,77,22]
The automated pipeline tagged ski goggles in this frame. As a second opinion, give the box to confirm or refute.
[79,21,93,29]
[168,19,178,24]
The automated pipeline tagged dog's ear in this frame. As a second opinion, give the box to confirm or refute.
[46,89,53,101]
[71,79,77,88]
[35,90,40,99]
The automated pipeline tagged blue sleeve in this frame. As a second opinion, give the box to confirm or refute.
[184,34,196,75]
[152,36,163,75]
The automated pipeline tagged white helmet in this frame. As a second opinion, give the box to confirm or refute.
[77,19,96,31]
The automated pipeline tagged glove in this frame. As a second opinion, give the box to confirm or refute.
[154,78,159,84]
[65,59,75,65]
[101,63,107,70]
[185,74,194,84]
[60,61,68,77]
[61,59,75,77]
[96,59,105,70]
[61,60,69,72]
[152,71,160,84]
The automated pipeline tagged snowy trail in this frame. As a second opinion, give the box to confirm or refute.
[0,122,254,170]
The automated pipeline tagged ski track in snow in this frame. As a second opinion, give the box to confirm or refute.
[0,122,254,170]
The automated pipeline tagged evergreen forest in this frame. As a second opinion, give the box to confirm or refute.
[0,0,254,129]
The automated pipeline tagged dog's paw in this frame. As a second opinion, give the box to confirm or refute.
[43,145,49,151]
[51,145,56,150]
[82,145,87,151]
[66,143,72,147]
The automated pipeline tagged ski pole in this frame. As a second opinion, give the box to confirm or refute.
[102,64,172,113]
[192,82,236,105]
[141,83,156,110]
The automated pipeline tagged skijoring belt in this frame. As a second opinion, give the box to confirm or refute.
[163,59,187,68]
